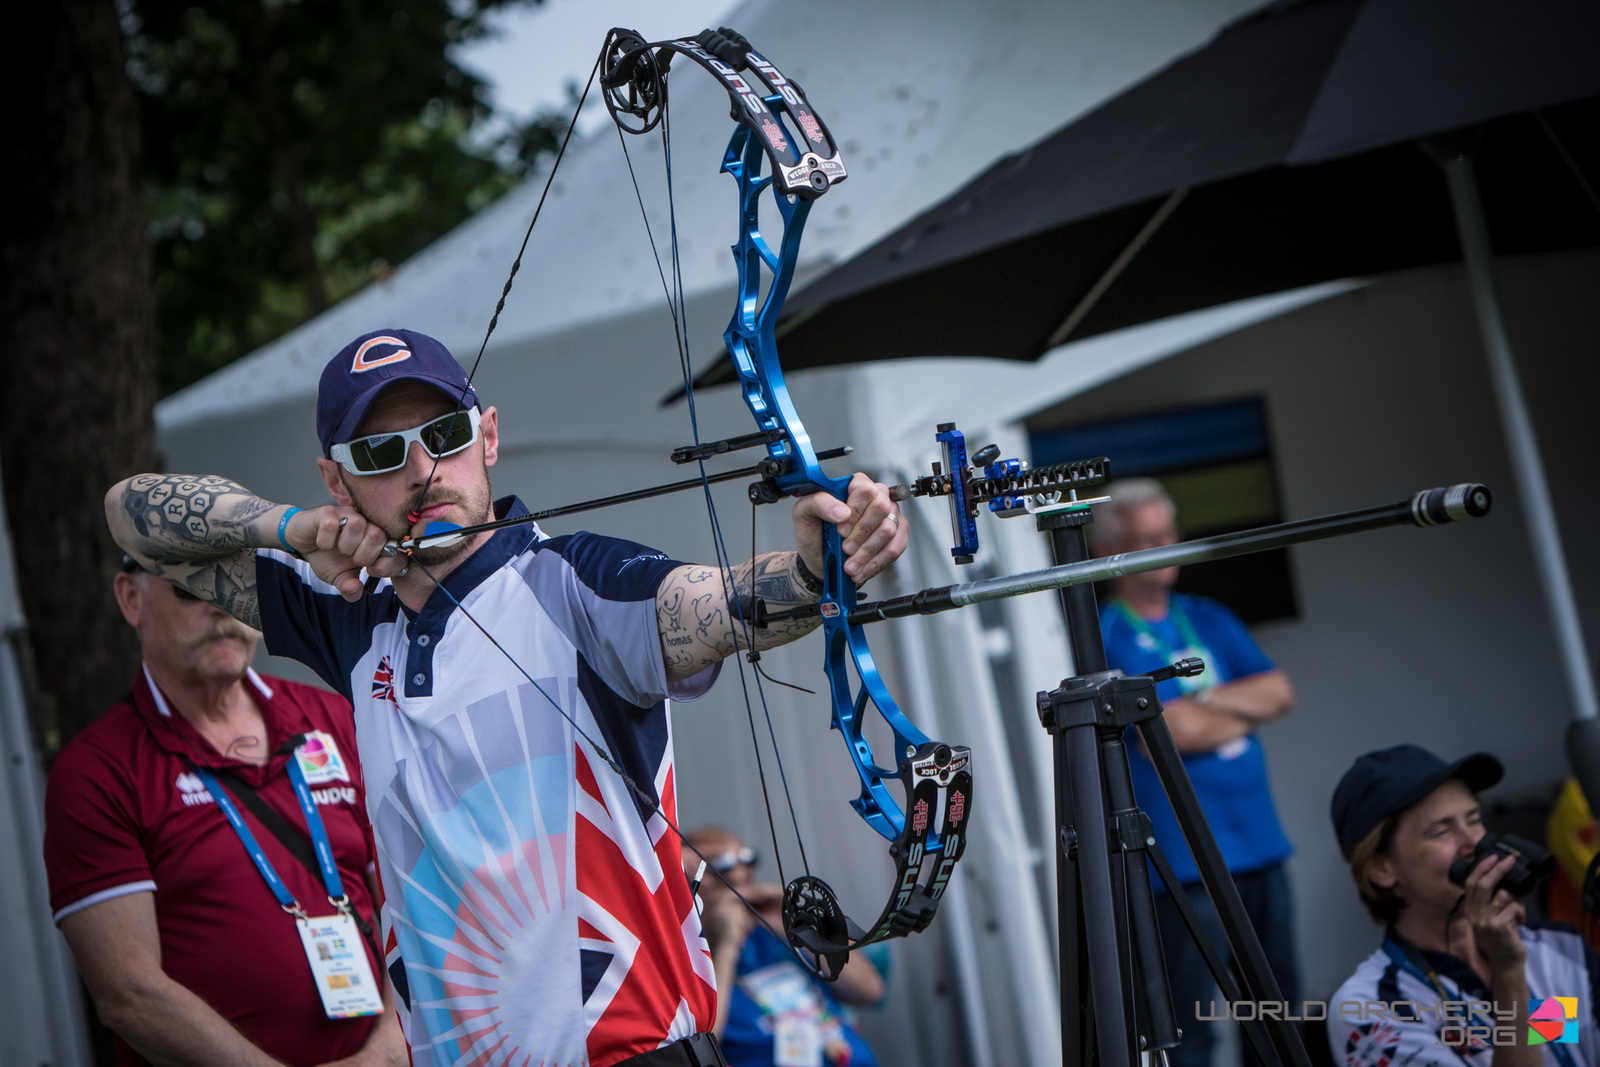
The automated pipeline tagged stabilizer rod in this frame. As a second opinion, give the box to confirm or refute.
[766,483,1491,626]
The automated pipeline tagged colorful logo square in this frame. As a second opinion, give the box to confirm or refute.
[295,730,351,785]
[1528,996,1580,1044]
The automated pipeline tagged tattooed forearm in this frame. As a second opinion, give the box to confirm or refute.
[107,474,269,628]
[113,474,279,562]
[656,551,822,677]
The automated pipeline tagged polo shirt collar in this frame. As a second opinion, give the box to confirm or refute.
[132,664,313,783]
[404,495,544,624]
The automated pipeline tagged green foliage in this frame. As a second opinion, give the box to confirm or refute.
[126,0,563,394]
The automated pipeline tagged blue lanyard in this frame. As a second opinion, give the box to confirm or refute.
[1380,935,1576,1067]
[187,755,347,915]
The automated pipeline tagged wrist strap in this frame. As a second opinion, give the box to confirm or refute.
[794,553,825,596]
[277,507,302,556]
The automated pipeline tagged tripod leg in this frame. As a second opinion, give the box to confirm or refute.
[1138,715,1313,1067]
[1098,727,1180,1058]
[1145,844,1277,1067]
[1063,719,1138,1067]
[1059,738,1094,1067]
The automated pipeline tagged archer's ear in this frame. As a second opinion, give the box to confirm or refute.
[480,406,500,470]
[316,457,355,506]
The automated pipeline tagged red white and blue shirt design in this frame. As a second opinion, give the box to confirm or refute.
[257,498,719,1066]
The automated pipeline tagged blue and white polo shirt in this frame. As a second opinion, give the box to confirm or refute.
[258,496,720,1067]
[1329,925,1600,1067]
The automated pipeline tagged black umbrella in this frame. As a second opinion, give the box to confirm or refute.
[753,0,1599,370]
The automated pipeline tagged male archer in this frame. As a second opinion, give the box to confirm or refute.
[106,328,909,1067]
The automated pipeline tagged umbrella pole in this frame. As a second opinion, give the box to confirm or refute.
[1430,138,1600,806]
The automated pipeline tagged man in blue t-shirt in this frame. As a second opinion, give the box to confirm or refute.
[1093,478,1298,1067]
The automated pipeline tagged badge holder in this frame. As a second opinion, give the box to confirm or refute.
[188,760,384,1019]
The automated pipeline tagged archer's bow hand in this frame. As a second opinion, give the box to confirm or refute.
[793,472,908,586]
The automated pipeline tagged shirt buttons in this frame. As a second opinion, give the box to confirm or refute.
[417,634,430,646]
[412,673,426,686]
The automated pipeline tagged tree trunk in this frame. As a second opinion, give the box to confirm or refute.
[0,0,158,752]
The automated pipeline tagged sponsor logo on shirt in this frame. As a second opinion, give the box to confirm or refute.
[618,551,669,574]
[295,730,351,785]
[310,785,359,807]
[175,771,214,806]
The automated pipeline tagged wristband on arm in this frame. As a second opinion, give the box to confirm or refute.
[278,507,302,556]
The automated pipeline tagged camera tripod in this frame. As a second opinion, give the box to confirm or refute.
[1024,488,1489,1067]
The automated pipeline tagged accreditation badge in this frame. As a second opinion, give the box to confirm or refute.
[296,913,384,1019]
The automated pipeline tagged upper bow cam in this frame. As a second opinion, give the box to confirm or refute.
[604,26,975,980]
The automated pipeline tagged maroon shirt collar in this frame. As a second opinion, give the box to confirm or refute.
[130,664,314,786]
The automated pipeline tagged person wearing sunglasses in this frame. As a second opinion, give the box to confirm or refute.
[681,826,883,1067]
[105,327,909,1067]
[43,556,404,1067]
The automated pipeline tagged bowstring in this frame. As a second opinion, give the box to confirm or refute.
[407,52,602,527]
[610,60,813,883]
[375,35,818,962]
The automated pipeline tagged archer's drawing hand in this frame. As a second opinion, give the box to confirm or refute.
[792,473,908,585]
[286,505,409,602]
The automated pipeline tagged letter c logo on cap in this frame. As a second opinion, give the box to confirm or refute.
[351,335,412,373]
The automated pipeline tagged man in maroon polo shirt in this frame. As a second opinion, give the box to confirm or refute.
[43,558,406,1067]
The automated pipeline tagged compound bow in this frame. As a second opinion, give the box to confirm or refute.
[597,26,971,979]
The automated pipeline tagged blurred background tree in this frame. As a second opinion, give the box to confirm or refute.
[2,0,564,756]
[128,0,563,394]
[6,2,565,1059]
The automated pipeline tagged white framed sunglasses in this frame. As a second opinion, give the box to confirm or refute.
[331,407,481,476]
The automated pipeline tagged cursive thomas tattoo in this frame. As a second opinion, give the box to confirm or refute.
[655,551,821,678]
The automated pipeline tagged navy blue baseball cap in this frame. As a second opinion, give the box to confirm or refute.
[316,329,478,456]
[1331,744,1503,859]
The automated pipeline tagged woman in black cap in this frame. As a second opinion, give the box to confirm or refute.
[1328,744,1596,1067]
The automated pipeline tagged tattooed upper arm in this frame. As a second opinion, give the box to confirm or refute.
[655,553,821,679]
